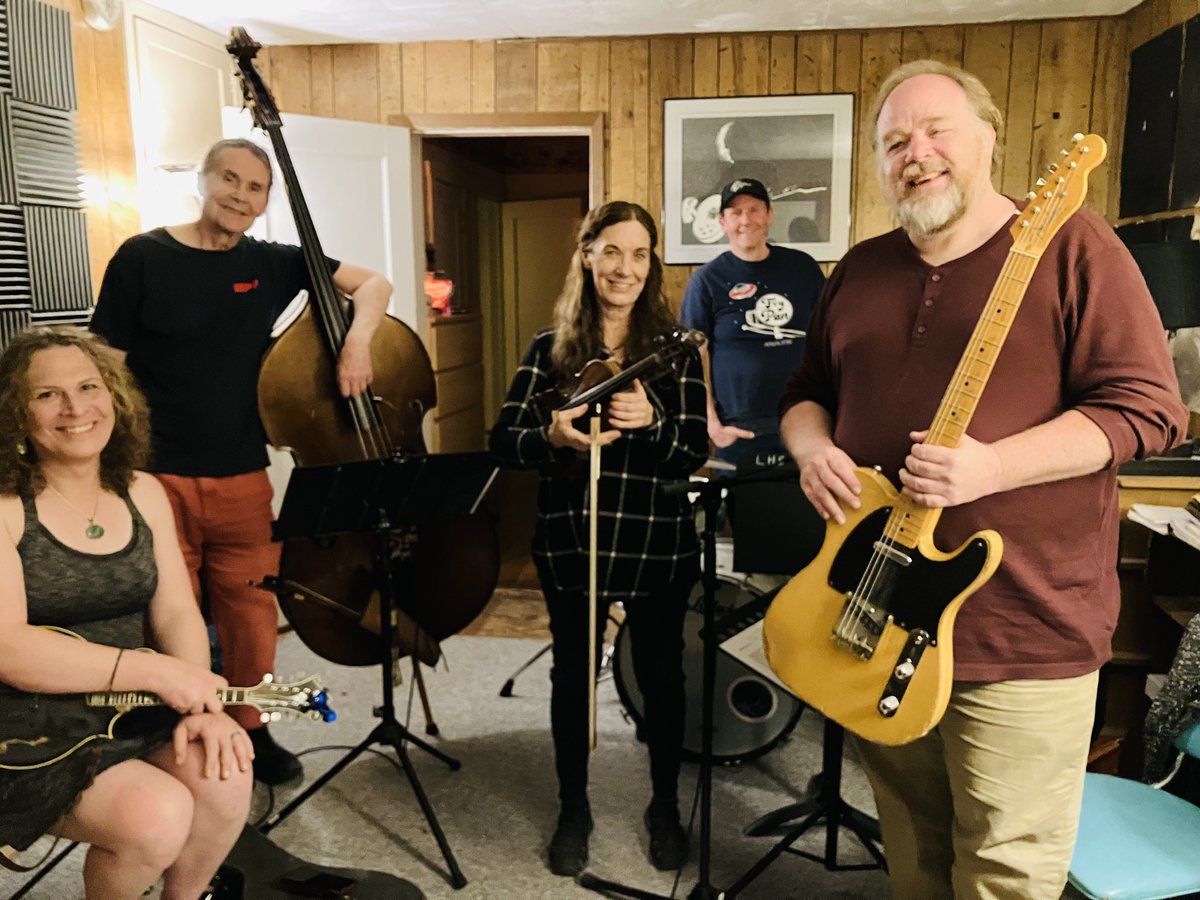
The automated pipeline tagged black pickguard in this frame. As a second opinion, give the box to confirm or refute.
[827,507,991,639]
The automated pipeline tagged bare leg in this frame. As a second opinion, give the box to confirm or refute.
[145,738,253,900]
[52,759,194,900]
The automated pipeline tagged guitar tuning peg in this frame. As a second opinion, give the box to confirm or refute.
[1036,178,1046,186]
[1026,191,1037,200]
[1048,163,1059,172]
[1060,149,1070,157]
[1072,132,1084,143]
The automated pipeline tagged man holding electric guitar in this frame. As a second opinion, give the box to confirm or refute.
[772,61,1188,898]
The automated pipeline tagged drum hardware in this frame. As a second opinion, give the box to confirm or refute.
[496,612,623,698]
[612,576,802,765]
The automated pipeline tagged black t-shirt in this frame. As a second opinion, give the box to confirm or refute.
[91,228,337,477]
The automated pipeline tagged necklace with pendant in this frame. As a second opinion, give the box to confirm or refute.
[43,482,105,539]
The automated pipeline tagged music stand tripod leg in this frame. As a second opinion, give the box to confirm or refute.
[262,516,469,890]
[578,482,728,900]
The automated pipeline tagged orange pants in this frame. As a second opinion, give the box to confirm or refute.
[157,470,282,731]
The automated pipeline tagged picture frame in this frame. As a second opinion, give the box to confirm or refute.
[662,94,855,265]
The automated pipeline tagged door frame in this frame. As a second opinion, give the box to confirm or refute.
[388,112,604,429]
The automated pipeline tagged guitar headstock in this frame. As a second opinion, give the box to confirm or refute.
[243,673,337,724]
[227,27,282,131]
[1010,133,1107,253]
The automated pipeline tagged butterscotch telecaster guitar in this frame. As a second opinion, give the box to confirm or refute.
[762,134,1107,746]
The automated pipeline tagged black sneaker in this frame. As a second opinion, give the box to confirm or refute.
[248,726,303,785]
[644,797,688,871]
[547,803,593,876]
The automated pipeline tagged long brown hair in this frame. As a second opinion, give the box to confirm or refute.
[0,327,150,496]
[550,201,676,380]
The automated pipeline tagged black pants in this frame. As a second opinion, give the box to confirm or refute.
[538,564,695,808]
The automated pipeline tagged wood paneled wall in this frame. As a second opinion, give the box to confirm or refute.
[262,18,1133,291]
[47,0,138,297]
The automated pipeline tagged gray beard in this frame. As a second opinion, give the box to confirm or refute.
[894,180,967,237]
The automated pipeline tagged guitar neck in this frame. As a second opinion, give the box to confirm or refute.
[885,248,1042,545]
[883,133,1106,548]
[85,688,251,709]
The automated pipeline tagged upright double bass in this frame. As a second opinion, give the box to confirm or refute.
[227,29,499,667]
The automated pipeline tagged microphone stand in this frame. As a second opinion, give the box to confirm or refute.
[580,464,799,900]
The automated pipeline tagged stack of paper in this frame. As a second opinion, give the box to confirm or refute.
[1128,503,1200,553]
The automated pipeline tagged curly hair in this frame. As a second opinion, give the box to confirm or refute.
[550,201,677,381]
[0,327,150,496]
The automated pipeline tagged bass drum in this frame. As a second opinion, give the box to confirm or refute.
[613,575,803,765]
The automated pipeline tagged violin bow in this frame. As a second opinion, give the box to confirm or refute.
[587,405,601,752]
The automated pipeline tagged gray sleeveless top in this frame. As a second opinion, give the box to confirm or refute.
[18,490,158,648]
[0,490,171,852]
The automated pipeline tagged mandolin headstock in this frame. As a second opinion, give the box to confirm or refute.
[227,27,282,131]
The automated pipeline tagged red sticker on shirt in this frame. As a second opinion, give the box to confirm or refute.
[233,279,260,294]
[728,282,757,300]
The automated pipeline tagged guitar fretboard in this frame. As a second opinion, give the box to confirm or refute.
[881,135,1104,549]
[85,688,250,708]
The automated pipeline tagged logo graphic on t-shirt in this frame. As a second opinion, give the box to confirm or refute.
[233,279,260,294]
[728,282,757,301]
[741,293,806,340]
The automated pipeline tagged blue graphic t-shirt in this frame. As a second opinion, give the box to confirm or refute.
[680,245,825,425]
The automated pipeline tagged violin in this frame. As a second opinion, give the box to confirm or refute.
[540,327,704,431]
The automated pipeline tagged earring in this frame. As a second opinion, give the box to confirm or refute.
[15,441,26,457]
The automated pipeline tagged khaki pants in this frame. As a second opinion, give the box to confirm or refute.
[157,470,282,732]
[855,671,1098,900]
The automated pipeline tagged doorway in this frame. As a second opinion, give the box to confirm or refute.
[403,114,601,589]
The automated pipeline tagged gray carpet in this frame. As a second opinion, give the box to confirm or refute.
[1,633,891,899]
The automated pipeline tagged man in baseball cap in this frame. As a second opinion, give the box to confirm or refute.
[680,176,825,471]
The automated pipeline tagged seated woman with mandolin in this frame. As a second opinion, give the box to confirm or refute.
[0,327,252,899]
[490,201,708,876]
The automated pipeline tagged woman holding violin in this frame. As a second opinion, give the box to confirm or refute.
[90,138,392,785]
[490,201,708,876]
[0,327,251,899]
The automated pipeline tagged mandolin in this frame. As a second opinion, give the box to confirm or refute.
[762,134,1107,746]
[0,630,335,771]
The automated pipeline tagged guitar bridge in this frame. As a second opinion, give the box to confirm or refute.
[876,629,931,717]
[832,592,888,660]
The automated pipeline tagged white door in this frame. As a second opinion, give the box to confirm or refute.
[225,110,424,330]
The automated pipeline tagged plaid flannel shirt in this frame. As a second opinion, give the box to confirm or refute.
[489,329,708,599]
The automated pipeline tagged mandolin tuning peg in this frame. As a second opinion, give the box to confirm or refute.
[259,712,270,724]
[270,711,282,723]
[262,673,274,684]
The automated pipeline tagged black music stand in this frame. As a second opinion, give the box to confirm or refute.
[259,452,497,891]
[579,463,802,900]
[724,461,886,894]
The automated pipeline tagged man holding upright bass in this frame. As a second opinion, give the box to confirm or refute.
[773,60,1187,898]
[91,138,392,785]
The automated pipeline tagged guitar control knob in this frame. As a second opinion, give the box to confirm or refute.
[878,695,900,716]
[894,661,915,681]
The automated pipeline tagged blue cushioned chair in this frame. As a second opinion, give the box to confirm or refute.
[1068,716,1200,900]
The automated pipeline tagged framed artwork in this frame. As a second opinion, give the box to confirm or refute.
[662,94,854,264]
